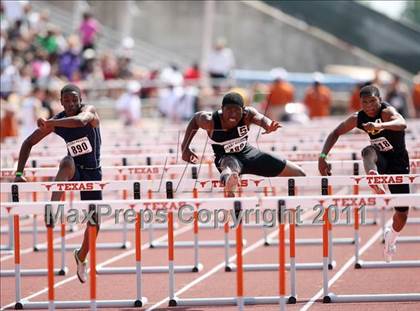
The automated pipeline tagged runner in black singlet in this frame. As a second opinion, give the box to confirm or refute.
[318,85,410,263]
[14,84,101,283]
[181,92,305,197]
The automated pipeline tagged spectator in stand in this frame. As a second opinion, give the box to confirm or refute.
[58,35,81,81]
[184,62,201,82]
[7,19,25,41]
[349,81,372,113]
[31,50,51,86]
[37,26,56,54]
[20,3,39,32]
[2,0,24,24]
[385,74,412,118]
[349,82,363,113]
[17,64,33,97]
[0,97,19,142]
[412,72,420,118]
[116,80,142,127]
[303,72,332,118]
[42,88,59,119]
[140,67,160,99]
[206,37,235,91]
[100,51,118,80]
[116,54,133,79]
[79,11,100,51]
[158,64,184,121]
[79,48,103,82]
[32,9,50,35]
[19,86,45,140]
[0,56,20,99]
[265,68,294,121]
[1,3,10,32]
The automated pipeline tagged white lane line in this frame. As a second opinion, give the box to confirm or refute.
[144,227,283,311]
[300,219,392,311]
[146,209,318,311]
[0,224,193,310]
[97,224,192,268]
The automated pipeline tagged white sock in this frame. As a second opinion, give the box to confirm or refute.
[389,226,399,244]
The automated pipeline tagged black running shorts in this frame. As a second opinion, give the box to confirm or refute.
[215,145,286,177]
[374,148,410,212]
[71,166,103,201]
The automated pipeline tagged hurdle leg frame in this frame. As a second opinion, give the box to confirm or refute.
[325,200,420,303]
[356,203,420,269]
[171,200,291,309]
[97,184,202,275]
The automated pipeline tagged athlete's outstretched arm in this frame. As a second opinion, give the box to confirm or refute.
[43,105,100,129]
[15,128,53,181]
[247,107,281,134]
[318,113,357,175]
[362,106,406,133]
[181,112,213,163]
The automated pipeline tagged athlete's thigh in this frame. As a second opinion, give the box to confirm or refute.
[278,160,305,177]
[240,150,286,177]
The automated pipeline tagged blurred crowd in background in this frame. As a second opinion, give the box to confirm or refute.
[1,2,420,143]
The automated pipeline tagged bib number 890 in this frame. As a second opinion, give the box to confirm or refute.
[67,137,92,157]
[71,142,89,155]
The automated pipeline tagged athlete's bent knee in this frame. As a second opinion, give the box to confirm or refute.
[220,156,241,173]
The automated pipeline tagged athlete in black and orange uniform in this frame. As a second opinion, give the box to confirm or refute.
[318,85,410,263]
[181,92,305,197]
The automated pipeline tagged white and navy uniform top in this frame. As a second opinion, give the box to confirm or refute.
[53,106,101,169]
[209,109,251,159]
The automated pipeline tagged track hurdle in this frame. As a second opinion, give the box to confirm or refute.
[354,210,420,269]
[97,182,203,274]
[258,193,420,305]
[149,168,242,249]
[227,178,341,304]
[33,161,132,252]
[4,191,156,309]
[169,197,290,311]
[353,174,420,269]
[377,205,420,244]
[0,207,14,253]
[3,184,420,308]
[276,194,420,305]
[1,185,68,278]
